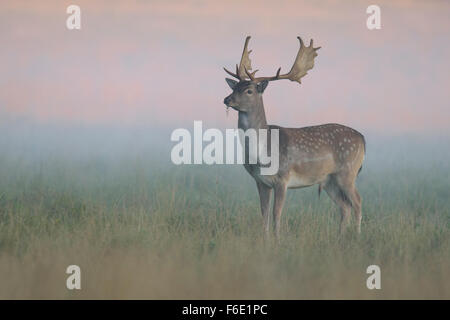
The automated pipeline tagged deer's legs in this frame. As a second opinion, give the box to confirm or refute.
[335,174,363,234]
[256,181,272,234]
[346,187,362,234]
[324,178,352,234]
[338,201,352,234]
[272,184,287,239]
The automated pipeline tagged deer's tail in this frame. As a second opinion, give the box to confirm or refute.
[357,134,366,175]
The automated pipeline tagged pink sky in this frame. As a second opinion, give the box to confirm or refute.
[1,0,449,134]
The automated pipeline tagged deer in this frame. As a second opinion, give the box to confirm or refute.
[223,36,366,239]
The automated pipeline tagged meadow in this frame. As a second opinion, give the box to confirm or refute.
[0,125,448,299]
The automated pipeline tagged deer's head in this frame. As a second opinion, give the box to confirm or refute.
[223,79,268,112]
[223,36,320,112]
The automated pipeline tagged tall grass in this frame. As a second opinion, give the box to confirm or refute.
[0,128,448,299]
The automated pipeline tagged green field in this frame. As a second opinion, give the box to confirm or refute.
[0,128,449,299]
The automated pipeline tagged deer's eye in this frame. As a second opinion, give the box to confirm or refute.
[246,89,253,95]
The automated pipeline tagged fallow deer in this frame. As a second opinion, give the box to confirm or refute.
[223,36,366,238]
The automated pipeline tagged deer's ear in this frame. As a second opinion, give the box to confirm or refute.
[225,78,238,90]
[257,80,269,93]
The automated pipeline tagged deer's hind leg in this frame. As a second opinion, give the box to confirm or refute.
[334,173,363,234]
[350,188,362,233]
[324,176,352,234]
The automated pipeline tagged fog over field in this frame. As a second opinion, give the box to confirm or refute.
[1,118,449,172]
[0,120,448,299]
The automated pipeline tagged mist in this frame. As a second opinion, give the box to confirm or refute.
[1,118,449,175]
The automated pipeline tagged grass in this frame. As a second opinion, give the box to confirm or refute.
[0,132,449,299]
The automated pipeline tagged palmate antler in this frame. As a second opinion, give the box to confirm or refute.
[223,36,255,80]
[224,36,321,84]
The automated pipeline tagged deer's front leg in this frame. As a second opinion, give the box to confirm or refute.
[272,184,287,239]
[256,181,272,235]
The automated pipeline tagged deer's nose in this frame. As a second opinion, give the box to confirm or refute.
[224,96,231,105]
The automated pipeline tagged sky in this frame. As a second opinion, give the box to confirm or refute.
[1,0,449,135]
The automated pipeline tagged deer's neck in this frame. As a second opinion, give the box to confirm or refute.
[238,101,268,131]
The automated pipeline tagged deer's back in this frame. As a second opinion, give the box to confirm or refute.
[274,123,365,188]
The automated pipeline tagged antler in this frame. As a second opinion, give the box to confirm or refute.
[224,36,320,84]
[223,36,256,81]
